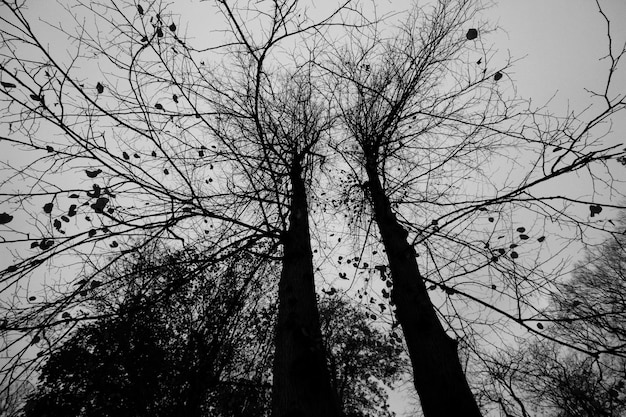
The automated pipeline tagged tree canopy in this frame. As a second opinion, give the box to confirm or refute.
[1,0,625,415]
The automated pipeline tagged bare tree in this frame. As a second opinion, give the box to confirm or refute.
[477,213,626,417]
[1,0,625,416]
[0,0,356,414]
[478,340,626,417]
[321,0,626,415]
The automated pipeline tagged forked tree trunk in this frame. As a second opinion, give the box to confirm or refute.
[365,164,482,417]
[272,160,343,417]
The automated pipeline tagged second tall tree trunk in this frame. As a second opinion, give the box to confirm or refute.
[365,164,483,417]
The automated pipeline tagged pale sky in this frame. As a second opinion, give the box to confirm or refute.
[21,0,626,118]
[488,0,626,109]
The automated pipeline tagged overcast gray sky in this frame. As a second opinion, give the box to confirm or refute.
[490,0,626,109]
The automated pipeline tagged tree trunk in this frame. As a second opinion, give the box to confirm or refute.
[272,160,343,417]
[365,165,482,417]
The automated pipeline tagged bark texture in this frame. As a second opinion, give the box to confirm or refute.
[366,165,482,417]
[272,161,343,417]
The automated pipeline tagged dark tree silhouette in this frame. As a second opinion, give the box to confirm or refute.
[0,1,353,414]
[321,0,626,414]
[19,244,277,417]
[21,246,406,417]
[0,0,625,416]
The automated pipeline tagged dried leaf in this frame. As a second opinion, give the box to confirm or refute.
[90,197,109,213]
[0,213,13,224]
[590,204,603,217]
[85,169,102,178]
[466,28,478,40]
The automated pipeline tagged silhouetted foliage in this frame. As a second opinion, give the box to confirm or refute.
[1,0,625,415]
[22,247,407,417]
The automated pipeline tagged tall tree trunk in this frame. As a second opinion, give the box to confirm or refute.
[272,160,343,417]
[365,164,482,417]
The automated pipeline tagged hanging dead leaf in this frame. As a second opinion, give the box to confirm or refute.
[466,28,478,40]
[0,213,13,224]
[590,204,602,217]
[85,169,102,178]
[90,197,109,213]
[40,239,54,250]
[87,184,101,198]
